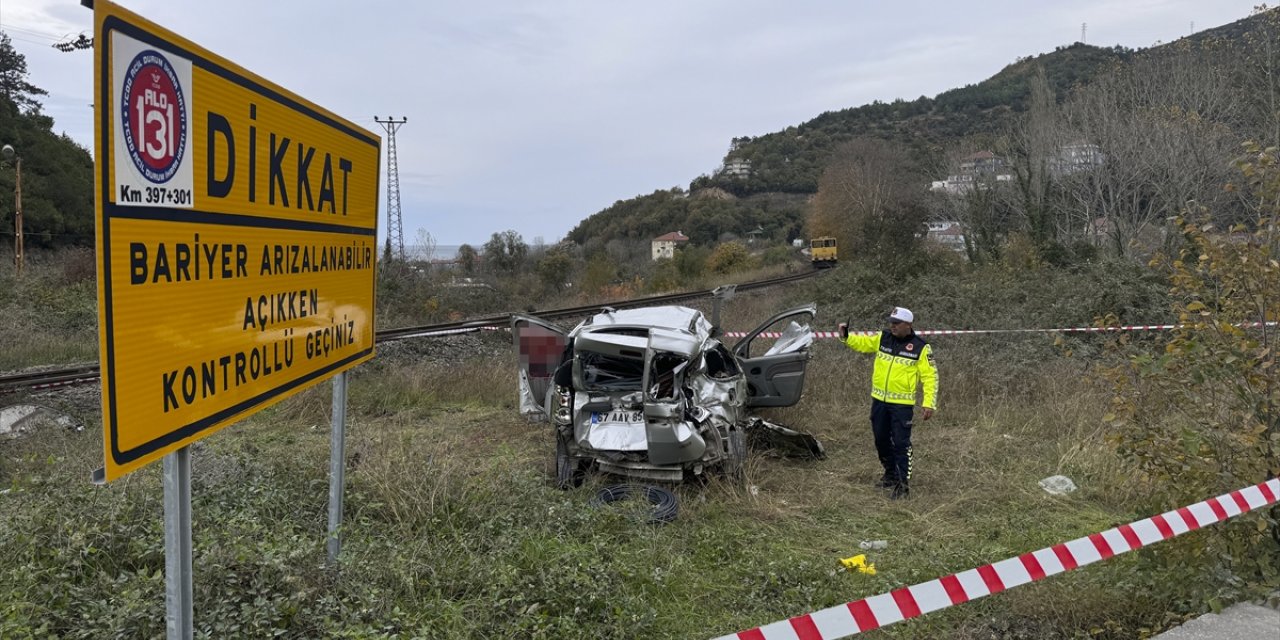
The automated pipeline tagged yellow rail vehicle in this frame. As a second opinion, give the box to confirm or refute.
[810,237,838,268]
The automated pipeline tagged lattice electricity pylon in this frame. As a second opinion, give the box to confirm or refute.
[374,116,408,260]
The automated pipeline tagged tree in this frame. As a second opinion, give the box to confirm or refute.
[1004,67,1059,248]
[1059,43,1242,257]
[456,244,478,274]
[0,33,47,113]
[810,138,928,268]
[536,248,573,293]
[582,252,615,294]
[673,244,708,281]
[411,228,437,263]
[1234,6,1280,148]
[482,230,528,274]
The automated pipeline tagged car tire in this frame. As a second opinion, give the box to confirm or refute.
[554,431,586,490]
[592,484,679,524]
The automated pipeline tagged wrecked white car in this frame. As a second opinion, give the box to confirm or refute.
[513,304,824,487]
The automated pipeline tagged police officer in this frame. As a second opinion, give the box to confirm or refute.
[839,307,938,499]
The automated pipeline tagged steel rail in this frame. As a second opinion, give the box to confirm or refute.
[0,268,825,394]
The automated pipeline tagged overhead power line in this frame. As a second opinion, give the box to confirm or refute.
[53,34,92,52]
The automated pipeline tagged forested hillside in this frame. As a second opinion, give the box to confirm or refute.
[697,43,1132,197]
[0,33,95,250]
[570,7,1280,250]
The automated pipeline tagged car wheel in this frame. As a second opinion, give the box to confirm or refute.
[554,430,586,490]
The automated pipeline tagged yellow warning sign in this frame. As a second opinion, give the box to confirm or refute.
[94,0,379,481]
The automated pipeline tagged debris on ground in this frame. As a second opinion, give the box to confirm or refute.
[840,554,877,575]
[746,418,825,459]
[1039,475,1078,495]
[0,404,83,439]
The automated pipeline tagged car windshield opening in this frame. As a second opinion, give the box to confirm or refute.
[579,351,645,391]
[647,353,688,401]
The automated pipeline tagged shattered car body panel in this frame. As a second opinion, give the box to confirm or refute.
[513,303,824,485]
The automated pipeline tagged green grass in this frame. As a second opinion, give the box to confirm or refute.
[0,249,99,370]
[4,339,1274,639]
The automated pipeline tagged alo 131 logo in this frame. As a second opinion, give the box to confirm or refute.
[120,49,188,184]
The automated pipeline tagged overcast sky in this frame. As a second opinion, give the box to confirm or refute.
[1,0,1266,247]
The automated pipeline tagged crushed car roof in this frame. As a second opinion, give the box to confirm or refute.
[575,306,712,338]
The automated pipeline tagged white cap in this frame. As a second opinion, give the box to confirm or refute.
[889,307,914,323]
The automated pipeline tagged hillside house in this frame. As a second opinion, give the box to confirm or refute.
[651,230,689,261]
[926,221,967,254]
[930,150,1013,195]
[720,158,752,178]
[959,150,1007,174]
[1051,140,1105,176]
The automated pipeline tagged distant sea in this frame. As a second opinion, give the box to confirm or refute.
[407,244,463,261]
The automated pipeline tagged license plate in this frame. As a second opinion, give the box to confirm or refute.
[591,410,643,424]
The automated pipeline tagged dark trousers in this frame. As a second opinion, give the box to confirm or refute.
[870,399,913,486]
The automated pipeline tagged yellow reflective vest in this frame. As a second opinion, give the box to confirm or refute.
[843,331,938,409]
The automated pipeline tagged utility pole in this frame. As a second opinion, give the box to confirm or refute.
[1081,22,1087,44]
[2,144,21,276]
[373,116,407,261]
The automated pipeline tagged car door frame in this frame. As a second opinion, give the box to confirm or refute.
[511,314,569,420]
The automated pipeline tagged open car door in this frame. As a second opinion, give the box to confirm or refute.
[512,314,568,420]
[732,303,817,408]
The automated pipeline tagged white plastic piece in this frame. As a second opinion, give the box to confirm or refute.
[1039,475,1078,495]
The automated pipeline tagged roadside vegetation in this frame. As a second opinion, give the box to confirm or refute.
[3,215,1276,638]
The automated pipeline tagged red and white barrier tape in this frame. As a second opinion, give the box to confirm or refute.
[724,322,1276,339]
[711,478,1280,640]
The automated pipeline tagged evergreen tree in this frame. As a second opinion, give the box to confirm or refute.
[0,33,47,113]
[0,32,95,249]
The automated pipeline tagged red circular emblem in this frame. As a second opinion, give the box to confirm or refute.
[906,343,914,351]
[121,50,187,183]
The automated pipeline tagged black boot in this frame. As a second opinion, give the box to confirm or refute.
[876,472,897,488]
[889,483,910,500]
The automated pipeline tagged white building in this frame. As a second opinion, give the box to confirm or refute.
[720,158,751,178]
[931,150,1013,195]
[926,221,967,254]
[651,230,690,261]
[1052,140,1105,176]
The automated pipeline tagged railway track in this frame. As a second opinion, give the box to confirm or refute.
[1,268,824,394]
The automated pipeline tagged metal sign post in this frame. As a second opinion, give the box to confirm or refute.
[711,285,737,330]
[162,447,193,640]
[327,372,347,564]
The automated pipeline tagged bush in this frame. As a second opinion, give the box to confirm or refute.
[1101,144,1280,606]
[706,241,755,274]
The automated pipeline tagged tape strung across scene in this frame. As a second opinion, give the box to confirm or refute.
[722,321,1278,339]
[710,478,1280,640]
